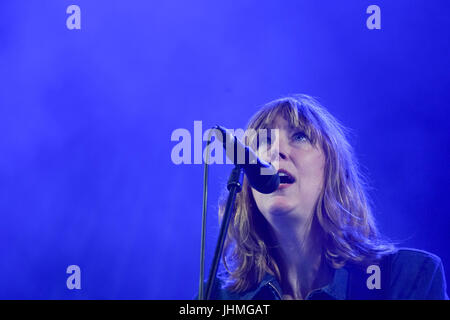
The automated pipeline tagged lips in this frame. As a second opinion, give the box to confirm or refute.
[277,169,296,184]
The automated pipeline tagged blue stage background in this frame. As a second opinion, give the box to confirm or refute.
[0,1,449,299]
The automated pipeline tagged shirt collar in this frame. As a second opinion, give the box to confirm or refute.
[251,266,349,300]
[315,267,348,300]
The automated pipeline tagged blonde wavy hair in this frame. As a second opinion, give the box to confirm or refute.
[220,94,395,293]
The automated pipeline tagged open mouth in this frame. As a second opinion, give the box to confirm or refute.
[278,169,296,184]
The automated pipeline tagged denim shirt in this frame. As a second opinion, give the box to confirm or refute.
[205,248,448,300]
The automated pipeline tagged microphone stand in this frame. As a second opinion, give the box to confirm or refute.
[204,165,243,300]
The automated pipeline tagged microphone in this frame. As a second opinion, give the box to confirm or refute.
[213,125,280,194]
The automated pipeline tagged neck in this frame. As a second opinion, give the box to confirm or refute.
[270,215,332,299]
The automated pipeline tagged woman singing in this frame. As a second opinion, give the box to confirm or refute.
[209,94,448,300]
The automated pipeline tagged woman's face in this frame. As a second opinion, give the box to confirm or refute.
[251,115,326,224]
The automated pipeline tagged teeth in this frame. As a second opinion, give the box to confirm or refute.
[280,176,293,184]
[278,170,295,184]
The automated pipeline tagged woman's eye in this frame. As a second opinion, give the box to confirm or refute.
[292,132,308,143]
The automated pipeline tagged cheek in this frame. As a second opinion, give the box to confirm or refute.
[251,188,264,210]
[297,149,326,186]
[251,188,275,218]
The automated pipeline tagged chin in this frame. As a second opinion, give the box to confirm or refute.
[266,200,295,216]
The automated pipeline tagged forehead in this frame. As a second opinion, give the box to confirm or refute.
[254,105,310,133]
[264,115,300,131]
[248,101,321,146]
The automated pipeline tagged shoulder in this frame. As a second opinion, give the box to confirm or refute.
[388,247,444,279]
[384,247,448,299]
[193,278,247,300]
[194,274,278,300]
[390,247,442,265]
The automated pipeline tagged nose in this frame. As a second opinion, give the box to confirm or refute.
[266,132,288,167]
[278,149,287,160]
